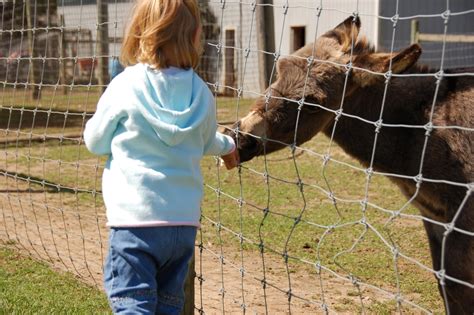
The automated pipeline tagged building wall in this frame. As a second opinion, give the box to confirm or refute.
[55,1,379,96]
[58,2,132,58]
[273,0,380,56]
[207,1,261,97]
[378,0,474,68]
[231,0,473,96]
[59,1,261,96]
[57,1,473,94]
[208,0,382,97]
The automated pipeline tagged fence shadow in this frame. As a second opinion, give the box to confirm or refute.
[0,106,89,130]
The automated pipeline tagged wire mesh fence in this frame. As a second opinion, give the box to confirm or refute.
[1,0,473,314]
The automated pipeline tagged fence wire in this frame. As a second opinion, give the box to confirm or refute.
[1,0,473,314]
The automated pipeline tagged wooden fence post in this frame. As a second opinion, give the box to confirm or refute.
[181,254,195,315]
[410,19,419,44]
[96,0,109,92]
[256,0,275,91]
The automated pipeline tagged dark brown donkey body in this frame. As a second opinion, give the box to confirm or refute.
[225,17,473,313]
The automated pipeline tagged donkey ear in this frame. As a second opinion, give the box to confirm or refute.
[352,44,422,87]
[324,16,361,52]
[390,44,422,73]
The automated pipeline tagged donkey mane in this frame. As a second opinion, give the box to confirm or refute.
[343,63,474,121]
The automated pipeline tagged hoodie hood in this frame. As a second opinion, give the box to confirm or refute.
[129,64,212,146]
[83,62,236,227]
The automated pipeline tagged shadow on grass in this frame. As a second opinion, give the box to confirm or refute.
[0,106,91,130]
[0,169,93,194]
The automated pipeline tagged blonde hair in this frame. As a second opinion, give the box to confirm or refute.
[121,0,201,69]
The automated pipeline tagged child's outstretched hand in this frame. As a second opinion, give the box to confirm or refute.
[221,149,239,170]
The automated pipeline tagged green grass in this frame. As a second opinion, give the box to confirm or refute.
[199,134,442,313]
[1,86,103,113]
[0,96,444,313]
[0,246,110,314]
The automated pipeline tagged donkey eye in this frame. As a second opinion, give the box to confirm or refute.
[301,98,321,112]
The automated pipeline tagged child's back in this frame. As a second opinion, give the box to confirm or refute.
[84,63,233,227]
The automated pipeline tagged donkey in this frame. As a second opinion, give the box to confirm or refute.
[224,17,473,313]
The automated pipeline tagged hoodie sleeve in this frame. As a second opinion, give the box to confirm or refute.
[203,100,235,156]
[83,87,125,156]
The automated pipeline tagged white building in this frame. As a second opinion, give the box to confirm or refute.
[57,0,474,95]
[206,1,381,95]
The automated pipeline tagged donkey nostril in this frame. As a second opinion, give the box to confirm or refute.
[233,120,242,133]
[234,121,241,134]
[235,134,263,163]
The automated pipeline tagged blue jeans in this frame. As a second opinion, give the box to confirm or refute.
[103,226,197,314]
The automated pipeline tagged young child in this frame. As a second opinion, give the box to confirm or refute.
[83,0,239,313]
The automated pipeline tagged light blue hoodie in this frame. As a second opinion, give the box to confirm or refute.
[83,63,235,227]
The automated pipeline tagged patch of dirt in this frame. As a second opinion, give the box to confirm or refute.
[0,179,437,314]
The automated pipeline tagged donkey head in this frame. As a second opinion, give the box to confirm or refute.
[226,16,422,163]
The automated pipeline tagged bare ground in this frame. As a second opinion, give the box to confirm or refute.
[0,179,437,314]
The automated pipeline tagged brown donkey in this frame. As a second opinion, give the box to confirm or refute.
[225,17,473,313]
